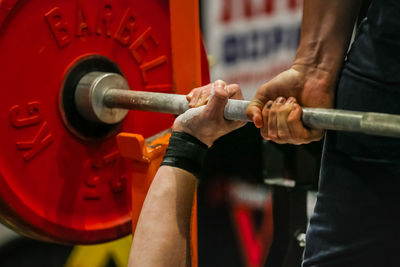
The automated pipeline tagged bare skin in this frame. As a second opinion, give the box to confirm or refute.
[128,166,196,267]
[246,0,362,144]
[129,80,245,267]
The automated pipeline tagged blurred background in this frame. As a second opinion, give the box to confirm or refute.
[0,0,323,266]
[202,0,302,100]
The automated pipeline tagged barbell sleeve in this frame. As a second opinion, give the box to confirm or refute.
[103,89,400,138]
[302,108,400,138]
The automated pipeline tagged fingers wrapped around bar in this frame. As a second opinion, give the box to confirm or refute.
[175,80,246,147]
[261,97,324,145]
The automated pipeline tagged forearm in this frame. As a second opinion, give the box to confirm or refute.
[129,166,197,267]
[128,82,241,266]
[294,0,362,76]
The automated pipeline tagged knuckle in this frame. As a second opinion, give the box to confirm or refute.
[298,139,312,145]
[269,132,278,139]
[213,88,228,99]
[278,130,289,139]
[230,84,240,92]
[293,139,307,145]
[192,92,200,99]
[292,132,302,140]
[215,79,226,85]
[272,138,285,144]
[312,135,324,142]
[192,87,201,93]
[262,107,269,117]
[260,129,269,140]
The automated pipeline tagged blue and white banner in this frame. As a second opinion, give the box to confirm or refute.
[202,0,302,99]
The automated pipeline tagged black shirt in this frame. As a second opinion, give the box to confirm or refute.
[350,0,400,83]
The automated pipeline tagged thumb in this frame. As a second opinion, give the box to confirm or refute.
[246,81,278,128]
[246,100,264,128]
[205,80,228,119]
[246,85,271,128]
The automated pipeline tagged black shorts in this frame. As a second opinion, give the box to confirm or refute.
[302,20,400,267]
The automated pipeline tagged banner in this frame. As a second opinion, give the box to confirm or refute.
[202,0,302,99]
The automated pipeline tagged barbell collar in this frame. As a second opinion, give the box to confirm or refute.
[75,71,130,124]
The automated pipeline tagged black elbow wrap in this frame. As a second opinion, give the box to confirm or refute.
[160,131,208,178]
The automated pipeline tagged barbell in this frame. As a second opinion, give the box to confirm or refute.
[75,72,400,138]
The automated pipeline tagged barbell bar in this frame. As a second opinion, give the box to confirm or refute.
[76,72,400,138]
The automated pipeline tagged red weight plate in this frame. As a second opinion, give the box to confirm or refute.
[0,0,176,244]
